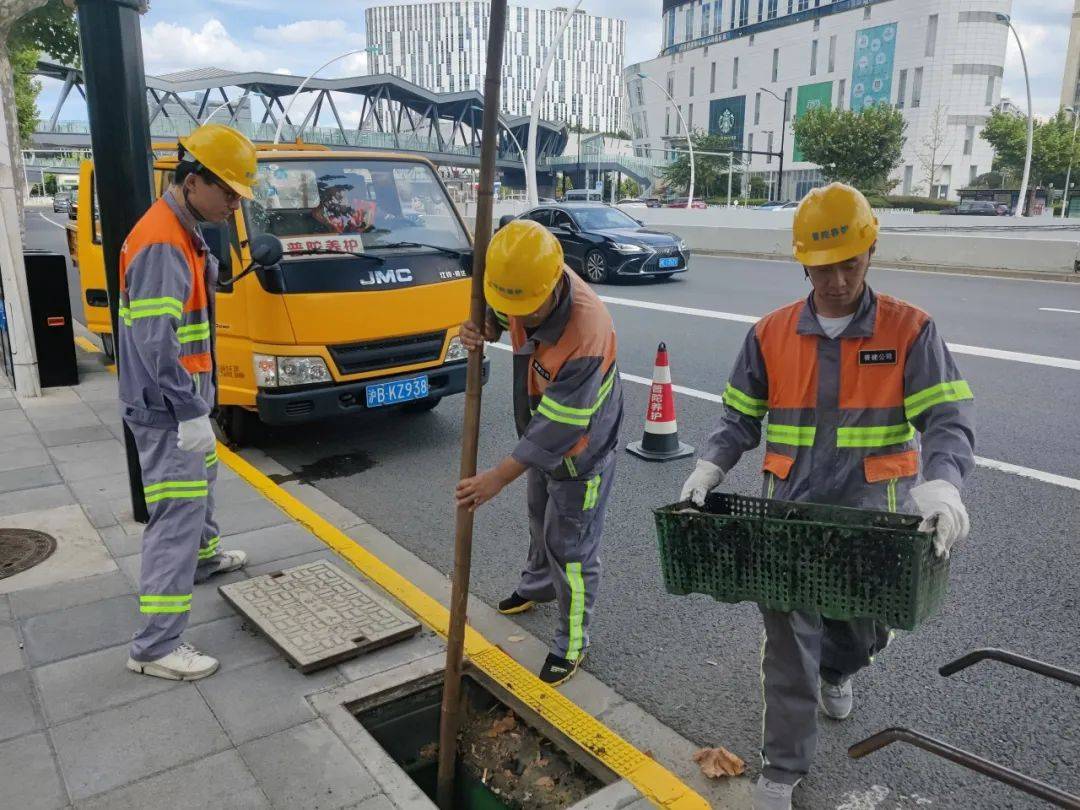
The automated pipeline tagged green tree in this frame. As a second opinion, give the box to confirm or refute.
[10,44,39,144]
[7,0,79,145]
[661,130,737,198]
[980,108,1080,190]
[618,178,641,198]
[791,104,907,193]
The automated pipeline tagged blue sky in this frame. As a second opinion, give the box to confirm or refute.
[35,0,1074,126]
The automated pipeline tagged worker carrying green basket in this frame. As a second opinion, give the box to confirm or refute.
[678,183,976,810]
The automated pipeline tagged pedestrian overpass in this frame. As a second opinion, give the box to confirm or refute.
[29,61,663,193]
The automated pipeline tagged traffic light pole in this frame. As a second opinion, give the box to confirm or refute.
[75,0,154,523]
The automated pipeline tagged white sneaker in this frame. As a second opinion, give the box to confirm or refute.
[819,678,854,720]
[752,776,794,810]
[204,549,248,577]
[127,642,219,681]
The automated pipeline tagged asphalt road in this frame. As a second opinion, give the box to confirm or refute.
[33,213,1080,809]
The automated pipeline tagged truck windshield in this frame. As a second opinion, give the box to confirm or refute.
[243,159,470,258]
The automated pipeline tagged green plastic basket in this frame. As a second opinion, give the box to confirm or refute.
[653,493,949,630]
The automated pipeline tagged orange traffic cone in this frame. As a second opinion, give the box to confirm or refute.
[626,342,694,461]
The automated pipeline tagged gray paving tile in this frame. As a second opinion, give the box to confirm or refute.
[0,445,51,472]
[75,749,270,810]
[52,686,231,800]
[0,623,24,674]
[0,732,68,809]
[0,396,19,411]
[47,438,125,464]
[26,412,103,434]
[224,522,326,567]
[19,593,139,666]
[98,524,141,557]
[239,720,380,810]
[343,797,395,810]
[10,570,135,619]
[245,548,343,578]
[198,658,343,744]
[0,670,43,742]
[0,432,48,451]
[0,409,36,435]
[0,484,75,518]
[214,476,278,505]
[38,424,116,448]
[81,501,119,529]
[215,499,292,536]
[184,616,278,672]
[0,465,62,495]
[338,631,444,684]
[33,642,181,725]
[0,594,11,624]
[68,472,134,503]
[56,454,131,482]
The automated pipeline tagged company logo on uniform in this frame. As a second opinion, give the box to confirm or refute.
[532,359,552,380]
[859,349,897,365]
[811,225,848,242]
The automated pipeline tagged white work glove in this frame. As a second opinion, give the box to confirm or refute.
[680,459,724,507]
[176,415,217,454]
[909,479,970,558]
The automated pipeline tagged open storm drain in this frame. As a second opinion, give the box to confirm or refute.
[0,529,57,579]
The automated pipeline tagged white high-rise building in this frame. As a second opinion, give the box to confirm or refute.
[366,2,627,132]
[625,0,1011,200]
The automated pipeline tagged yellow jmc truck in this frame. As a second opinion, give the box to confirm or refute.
[67,143,486,443]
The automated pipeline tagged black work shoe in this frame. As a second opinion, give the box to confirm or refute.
[539,652,584,686]
[498,592,536,615]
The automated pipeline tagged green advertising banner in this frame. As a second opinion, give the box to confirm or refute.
[708,95,746,148]
[851,22,898,110]
[792,81,833,162]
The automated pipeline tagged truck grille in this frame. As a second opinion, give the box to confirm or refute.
[329,331,445,375]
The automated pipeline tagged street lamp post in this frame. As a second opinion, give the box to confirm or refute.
[527,0,583,206]
[274,46,381,144]
[760,86,788,201]
[638,72,694,208]
[1061,107,1079,219]
[997,14,1033,218]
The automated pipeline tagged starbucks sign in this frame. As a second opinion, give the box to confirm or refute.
[708,96,746,147]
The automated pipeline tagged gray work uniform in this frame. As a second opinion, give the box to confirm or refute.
[492,270,624,661]
[701,287,975,785]
[119,191,230,662]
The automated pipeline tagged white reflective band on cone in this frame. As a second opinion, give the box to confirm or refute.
[645,419,679,435]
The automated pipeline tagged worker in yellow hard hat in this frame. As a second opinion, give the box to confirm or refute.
[679,183,976,810]
[457,219,624,686]
[121,123,257,682]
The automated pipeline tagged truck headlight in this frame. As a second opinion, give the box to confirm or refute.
[611,242,647,253]
[445,335,469,363]
[253,354,332,387]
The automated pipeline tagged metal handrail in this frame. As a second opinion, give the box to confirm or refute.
[939,648,1080,687]
[849,727,1080,809]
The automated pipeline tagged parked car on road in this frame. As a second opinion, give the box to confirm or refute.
[500,202,689,283]
[52,192,71,213]
[940,200,1004,216]
[644,197,663,208]
[562,189,604,202]
[616,198,648,208]
[667,197,707,209]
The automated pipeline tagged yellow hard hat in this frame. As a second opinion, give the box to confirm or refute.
[484,219,564,316]
[792,182,879,266]
[178,123,257,200]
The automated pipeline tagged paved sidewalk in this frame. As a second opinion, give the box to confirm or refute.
[0,346,749,809]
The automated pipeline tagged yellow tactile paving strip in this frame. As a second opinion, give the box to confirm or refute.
[75,339,707,808]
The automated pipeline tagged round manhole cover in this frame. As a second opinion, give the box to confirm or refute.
[0,529,57,580]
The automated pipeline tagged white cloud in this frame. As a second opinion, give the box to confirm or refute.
[253,19,357,46]
[141,19,267,74]
[1003,8,1072,117]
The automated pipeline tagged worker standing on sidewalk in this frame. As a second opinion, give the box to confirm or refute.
[121,124,256,681]
[679,184,975,810]
[456,219,624,686]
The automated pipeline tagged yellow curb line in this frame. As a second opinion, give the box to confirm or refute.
[74,339,708,808]
[74,336,102,355]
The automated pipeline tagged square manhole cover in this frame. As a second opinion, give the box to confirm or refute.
[220,560,420,672]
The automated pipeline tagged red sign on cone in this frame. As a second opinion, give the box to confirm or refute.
[627,342,694,461]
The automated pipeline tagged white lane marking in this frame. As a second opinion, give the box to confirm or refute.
[487,342,1080,492]
[37,213,68,230]
[1040,307,1080,314]
[598,295,1080,371]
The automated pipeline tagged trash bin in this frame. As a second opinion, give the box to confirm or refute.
[23,250,77,388]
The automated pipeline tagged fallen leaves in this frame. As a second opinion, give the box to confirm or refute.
[487,712,518,737]
[693,747,746,779]
[534,776,556,790]
[507,634,525,643]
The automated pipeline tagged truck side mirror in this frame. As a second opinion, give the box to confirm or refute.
[249,233,284,267]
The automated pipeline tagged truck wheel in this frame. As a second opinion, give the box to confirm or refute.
[100,333,115,362]
[402,397,442,414]
[214,405,261,447]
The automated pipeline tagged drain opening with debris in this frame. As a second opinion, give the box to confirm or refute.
[0,529,57,579]
[356,672,606,809]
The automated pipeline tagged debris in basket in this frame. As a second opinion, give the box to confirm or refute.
[534,776,556,790]
[488,712,518,736]
[693,746,746,779]
[418,742,438,761]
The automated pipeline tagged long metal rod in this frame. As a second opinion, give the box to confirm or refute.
[939,648,1080,687]
[849,727,1080,809]
[435,0,507,806]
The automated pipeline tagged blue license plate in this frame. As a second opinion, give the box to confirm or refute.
[365,375,430,408]
[659,257,680,268]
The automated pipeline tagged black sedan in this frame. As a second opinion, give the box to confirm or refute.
[502,203,688,283]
